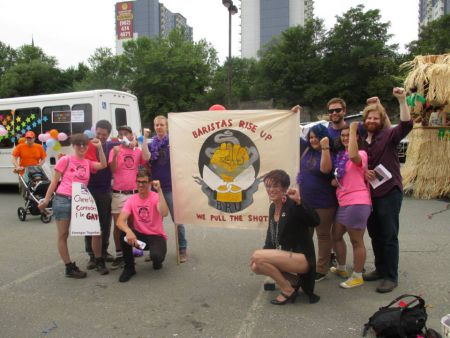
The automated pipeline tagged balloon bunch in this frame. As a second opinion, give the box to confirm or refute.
[38,129,68,152]
[0,125,7,136]
[83,125,96,139]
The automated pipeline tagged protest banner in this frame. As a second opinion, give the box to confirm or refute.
[169,110,299,229]
[70,182,101,236]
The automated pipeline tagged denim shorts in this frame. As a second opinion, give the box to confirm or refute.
[53,194,72,221]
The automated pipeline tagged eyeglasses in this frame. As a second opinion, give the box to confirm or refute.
[264,184,283,190]
[74,143,87,147]
[25,137,33,140]
[328,108,343,114]
[136,180,149,185]
[340,133,350,138]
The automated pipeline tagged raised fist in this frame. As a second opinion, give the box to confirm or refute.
[393,87,406,100]
[113,145,120,155]
[143,128,151,139]
[210,143,250,173]
[91,138,101,148]
[319,137,329,149]
[152,180,161,192]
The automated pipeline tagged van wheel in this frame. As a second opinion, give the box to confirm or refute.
[18,207,27,221]
[40,214,52,224]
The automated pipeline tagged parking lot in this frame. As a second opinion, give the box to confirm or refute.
[0,185,449,337]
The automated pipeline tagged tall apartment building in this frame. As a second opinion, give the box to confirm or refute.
[240,0,314,59]
[115,0,193,54]
[419,0,450,30]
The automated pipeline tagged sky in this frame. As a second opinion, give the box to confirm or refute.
[0,0,419,69]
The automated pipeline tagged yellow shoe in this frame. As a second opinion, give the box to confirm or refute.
[340,276,364,289]
[330,266,349,278]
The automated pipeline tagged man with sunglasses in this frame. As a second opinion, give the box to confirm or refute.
[326,98,348,141]
[116,170,169,282]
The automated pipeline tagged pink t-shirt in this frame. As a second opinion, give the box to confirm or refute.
[336,150,371,206]
[55,155,97,196]
[122,192,167,239]
[109,146,146,191]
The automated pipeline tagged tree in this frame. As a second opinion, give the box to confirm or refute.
[207,57,260,108]
[407,14,450,56]
[0,44,70,98]
[121,29,218,122]
[322,5,400,110]
[0,41,17,77]
[74,48,126,91]
[257,19,327,109]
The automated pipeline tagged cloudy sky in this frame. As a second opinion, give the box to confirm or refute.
[0,0,418,69]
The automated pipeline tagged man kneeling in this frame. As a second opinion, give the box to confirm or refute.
[116,169,169,282]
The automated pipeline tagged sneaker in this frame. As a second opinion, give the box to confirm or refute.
[376,279,397,293]
[105,252,115,263]
[340,276,364,289]
[95,258,109,275]
[315,272,327,282]
[330,266,349,278]
[179,249,188,263]
[329,252,337,268]
[363,269,383,282]
[119,267,136,283]
[65,262,87,279]
[86,257,96,270]
[110,256,124,270]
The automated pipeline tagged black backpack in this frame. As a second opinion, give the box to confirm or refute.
[363,294,429,338]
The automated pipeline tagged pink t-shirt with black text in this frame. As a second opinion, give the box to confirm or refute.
[122,192,167,240]
[109,146,146,191]
[55,155,97,196]
[336,150,371,206]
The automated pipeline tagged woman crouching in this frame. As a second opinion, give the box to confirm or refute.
[250,170,320,305]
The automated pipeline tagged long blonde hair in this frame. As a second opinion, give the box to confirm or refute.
[362,103,391,129]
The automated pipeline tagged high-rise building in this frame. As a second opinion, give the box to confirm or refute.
[240,0,314,59]
[419,0,449,30]
[115,0,193,54]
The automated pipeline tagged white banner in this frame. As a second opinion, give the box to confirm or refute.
[70,182,101,236]
[169,110,299,229]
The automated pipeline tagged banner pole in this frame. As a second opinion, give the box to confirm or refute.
[174,223,180,265]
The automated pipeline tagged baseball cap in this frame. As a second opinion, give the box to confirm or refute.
[117,125,132,133]
[25,131,35,138]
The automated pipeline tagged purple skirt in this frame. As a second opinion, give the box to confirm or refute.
[335,204,371,229]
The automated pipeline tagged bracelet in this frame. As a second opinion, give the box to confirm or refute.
[321,147,330,150]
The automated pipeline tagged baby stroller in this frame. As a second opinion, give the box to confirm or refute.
[17,166,53,223]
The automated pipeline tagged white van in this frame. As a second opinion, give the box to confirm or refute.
[0,90,142,185]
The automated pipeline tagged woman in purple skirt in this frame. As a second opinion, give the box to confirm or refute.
[331,122,371,289]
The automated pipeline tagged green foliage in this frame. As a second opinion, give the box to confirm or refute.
[408,14,450,56]
[322,5,399,110]
[120,29,218,122]
[258,19,327,108]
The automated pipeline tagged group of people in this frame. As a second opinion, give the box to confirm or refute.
[31,116,186,283]
[13,88,413,302]
[251,87,412,305]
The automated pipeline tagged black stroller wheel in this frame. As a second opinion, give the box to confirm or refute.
[40,213,52,224]
[18,207,27,221]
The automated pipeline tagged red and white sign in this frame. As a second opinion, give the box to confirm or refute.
[116,1,134,40]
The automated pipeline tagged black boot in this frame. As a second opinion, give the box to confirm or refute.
[95,257,109,275]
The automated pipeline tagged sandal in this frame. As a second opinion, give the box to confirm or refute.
[270,290,298,305]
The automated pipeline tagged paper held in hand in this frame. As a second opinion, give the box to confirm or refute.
[70,182,101,236]
[369,164,392,189]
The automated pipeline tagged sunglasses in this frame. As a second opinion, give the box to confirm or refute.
[328,108,343,114]
[136,180,149,185]
[74,143,87,147]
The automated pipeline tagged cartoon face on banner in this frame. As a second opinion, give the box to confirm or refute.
[196,129,261,213]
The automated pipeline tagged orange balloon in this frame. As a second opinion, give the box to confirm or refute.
[50,129,59,139]
[18,137,26,144]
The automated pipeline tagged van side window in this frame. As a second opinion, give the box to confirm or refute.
[71,103,93,135]
[115,108,127,127]
[42,105,71,146]
[14,107,42,143]
[0,109,14,149]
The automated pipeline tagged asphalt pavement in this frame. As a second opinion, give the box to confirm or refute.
[0,185,449,338]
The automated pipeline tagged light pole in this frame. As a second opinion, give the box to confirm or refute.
[222,0,238,108]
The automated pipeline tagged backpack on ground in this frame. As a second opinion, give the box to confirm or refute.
[362,294,430,338]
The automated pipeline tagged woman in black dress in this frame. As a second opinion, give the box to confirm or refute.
[250,170,320,305]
